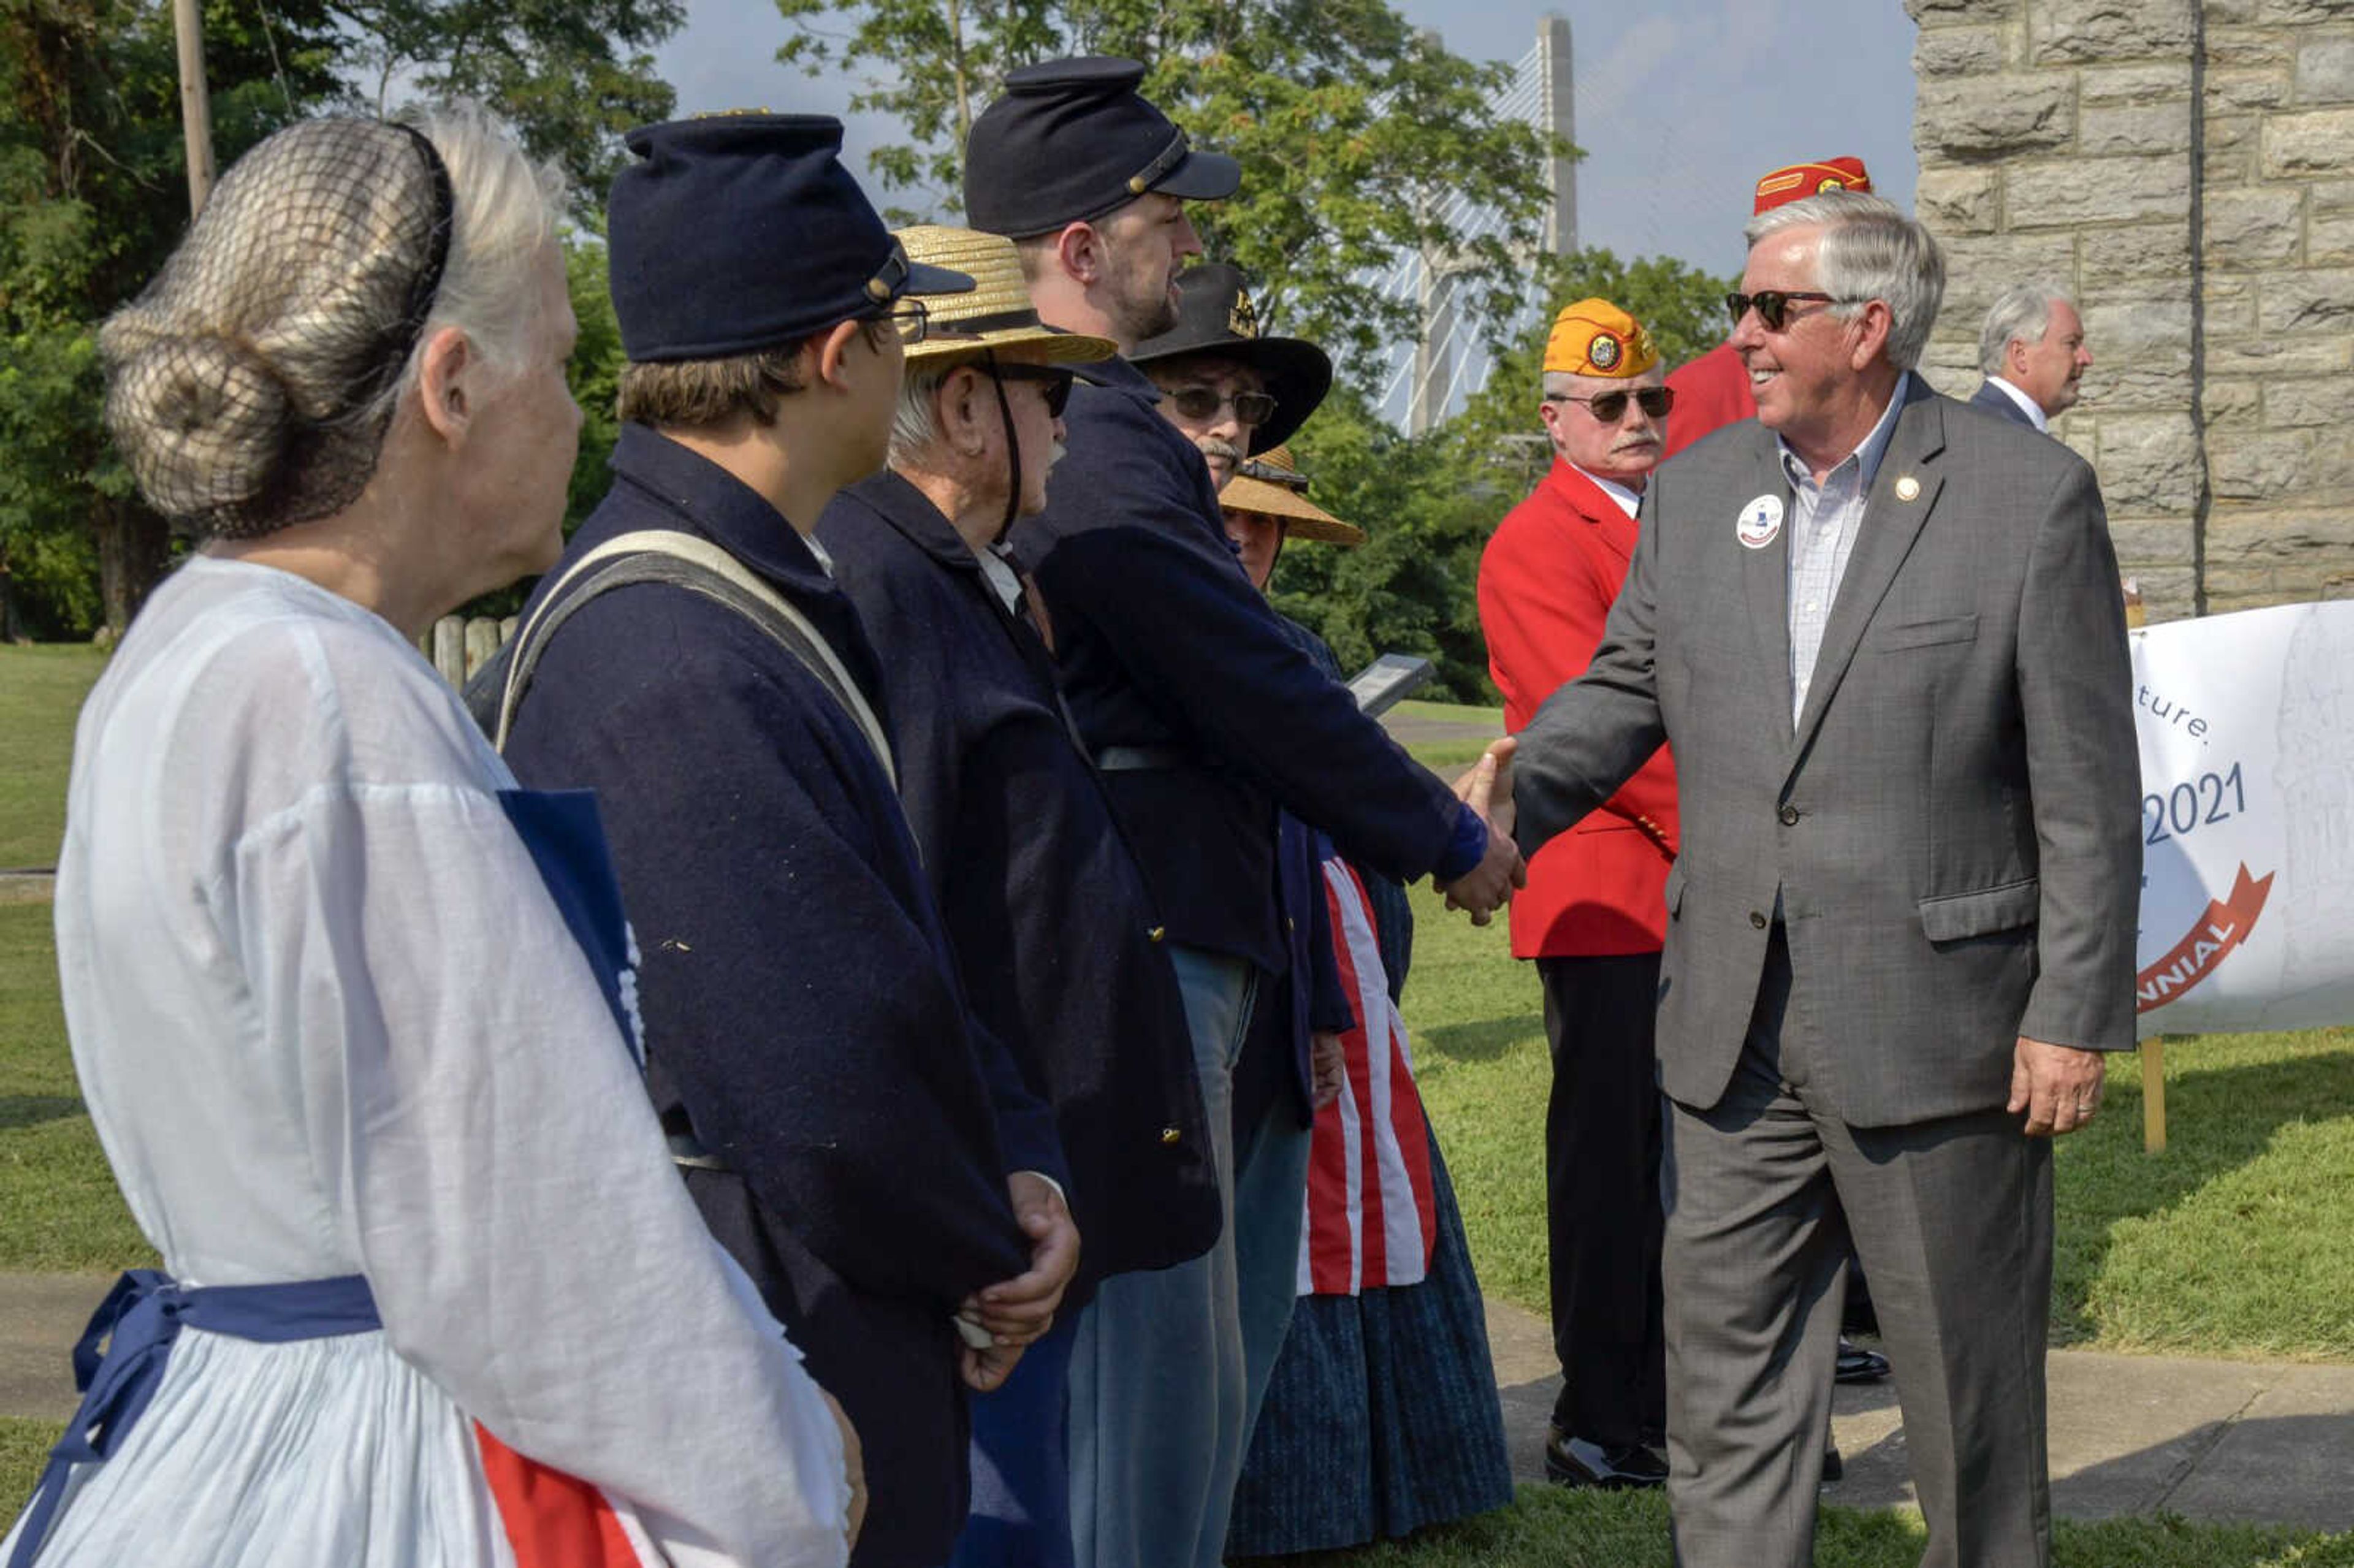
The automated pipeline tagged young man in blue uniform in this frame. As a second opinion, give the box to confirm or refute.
[498,116,1076,1568]
[815,225,1221,1568]
[962,57,1523,1568]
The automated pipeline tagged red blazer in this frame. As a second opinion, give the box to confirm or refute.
[1662,340,1754,459]
[1479,460,1678,958]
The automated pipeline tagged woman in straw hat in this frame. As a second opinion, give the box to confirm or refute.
[1214,451,1515,1558]
[9,110,853,1568]
[818,225,1220,1568]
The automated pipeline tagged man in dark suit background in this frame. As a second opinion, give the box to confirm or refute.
[1506,192,2141,1567]
[1971,281,2092,433]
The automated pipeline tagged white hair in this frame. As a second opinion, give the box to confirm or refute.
[888,361,958,469]
[403,101,568,389]
[1743,192,1945,372]
[1977,281,2073,376]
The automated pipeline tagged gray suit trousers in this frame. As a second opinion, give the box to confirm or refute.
[1662,933,2054,1568]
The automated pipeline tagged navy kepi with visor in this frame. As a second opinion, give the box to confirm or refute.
[963,57,1241,238]
[609,113,972,362]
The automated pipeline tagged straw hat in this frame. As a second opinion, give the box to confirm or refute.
[894,224,1116,366]
[1219,446,1364,545]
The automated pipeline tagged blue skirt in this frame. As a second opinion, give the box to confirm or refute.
[1223,1128,1515,1556]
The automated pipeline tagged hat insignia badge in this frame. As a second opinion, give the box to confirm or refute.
[1589,332,1621,371]
[1229,291,1261,340]
[1819,177,1847,193]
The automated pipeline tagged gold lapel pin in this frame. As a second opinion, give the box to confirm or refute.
[1895,475,1921,502]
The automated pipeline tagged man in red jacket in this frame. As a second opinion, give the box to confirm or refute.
[1663,157,1875,460]
[1479,297,1680,1488]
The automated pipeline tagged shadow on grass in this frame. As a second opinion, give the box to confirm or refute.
[1421,1013,1544,1064]
[0,1096,80,1132]
[2051,1038,2354,1345]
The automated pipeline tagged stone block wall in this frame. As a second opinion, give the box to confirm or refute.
[1908,0,2354,619]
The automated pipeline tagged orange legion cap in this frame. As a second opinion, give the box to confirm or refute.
[1544,297,1658,378]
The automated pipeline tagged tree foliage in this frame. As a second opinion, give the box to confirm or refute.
[0,0,684,636]
[772,0,1566,372]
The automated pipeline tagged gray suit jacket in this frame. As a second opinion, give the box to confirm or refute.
[1970,377,2040,429]
[1512,380,2141,1127]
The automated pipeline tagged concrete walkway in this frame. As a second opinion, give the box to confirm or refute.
[1484,1296,2354,1532]
[5,1269,2352,1532]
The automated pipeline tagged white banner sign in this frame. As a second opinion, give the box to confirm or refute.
[2132,601,2354,1037]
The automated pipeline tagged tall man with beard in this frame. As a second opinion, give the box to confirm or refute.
[963,56,1523,1568]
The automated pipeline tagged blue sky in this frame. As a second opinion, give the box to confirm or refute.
[652,0,1921,276]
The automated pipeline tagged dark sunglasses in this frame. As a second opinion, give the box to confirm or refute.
[1724,289,1847,331]
[1164,384,1279,428]
[1545,385,1675,422]
[990,362,1075,418]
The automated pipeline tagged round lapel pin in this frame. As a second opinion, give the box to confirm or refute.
[1895,474,1921,502]
[1737,493,1785,550]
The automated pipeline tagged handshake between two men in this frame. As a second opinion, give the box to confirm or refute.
[1433,737,1525,926]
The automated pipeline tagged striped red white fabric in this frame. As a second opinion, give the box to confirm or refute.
[1297,858,1439,1297]
[475,1423,662,1567]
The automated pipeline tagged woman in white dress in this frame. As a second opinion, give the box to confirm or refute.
[2,108,857,1568]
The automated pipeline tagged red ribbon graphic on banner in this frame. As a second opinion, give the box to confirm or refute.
[2136,864,2275,1013]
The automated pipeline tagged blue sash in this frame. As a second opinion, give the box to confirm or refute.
[7,1269,381,1567]
[498,788,644,1067]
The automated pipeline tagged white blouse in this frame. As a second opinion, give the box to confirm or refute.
[11,557,848,1567]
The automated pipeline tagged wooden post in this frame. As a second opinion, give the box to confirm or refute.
[171,0,216,215]
[463,617,500,681]
[2124,582,2163,1152]
[432,616,465,687]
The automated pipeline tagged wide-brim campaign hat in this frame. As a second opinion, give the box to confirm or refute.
[1220,446,1363,546]
[609,113,973,362]
[964,57,1241,238]
[1129,263,1331,454]
[894,226,1116,369]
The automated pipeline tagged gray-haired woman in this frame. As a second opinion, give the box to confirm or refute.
[2,110,855,1568]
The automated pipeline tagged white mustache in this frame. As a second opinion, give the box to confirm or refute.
[1198,437,1243,465]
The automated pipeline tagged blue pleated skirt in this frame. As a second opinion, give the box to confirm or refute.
[1223,1127,1515,1557]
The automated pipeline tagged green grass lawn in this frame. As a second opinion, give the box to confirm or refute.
[0,646,104,869]
[7,690,2354,1555]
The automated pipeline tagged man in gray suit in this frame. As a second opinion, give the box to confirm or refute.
[1971,281,2091,433]
[1504,192,2140,1567]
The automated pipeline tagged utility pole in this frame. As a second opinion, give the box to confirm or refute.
[172,0,216,214]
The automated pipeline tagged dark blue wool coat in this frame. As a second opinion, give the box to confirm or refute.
[1005,357,1476,978]
[502,424,1063,1568]
[816,468,1221,1302]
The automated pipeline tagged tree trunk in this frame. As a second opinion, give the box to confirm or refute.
[95,498,171,636]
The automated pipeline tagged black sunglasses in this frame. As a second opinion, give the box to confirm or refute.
[1545,386,1676,422]
[1724,289,1848,331]
[990,362,1075,418]
[1164,384,1279,428]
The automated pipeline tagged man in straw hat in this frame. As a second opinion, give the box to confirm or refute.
[964,58,1523,1568]
[498,116,1073,1568]
[817,226,1218,1568]
[1505,188,2139,1568]
[1479,297,1682,1493]
[1663,158,1874,459]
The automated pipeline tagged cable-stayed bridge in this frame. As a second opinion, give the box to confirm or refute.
[1371,14,1577,433]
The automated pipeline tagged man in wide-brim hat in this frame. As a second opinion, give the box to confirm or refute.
[817,227,1221,1568]
[1129,264,1332,492]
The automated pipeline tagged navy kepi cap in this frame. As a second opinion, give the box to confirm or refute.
[609,113,972,362]
[964,57,1241,238]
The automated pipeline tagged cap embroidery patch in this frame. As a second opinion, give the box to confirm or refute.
[1588,332,1621,370]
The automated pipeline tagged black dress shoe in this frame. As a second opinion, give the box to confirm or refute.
[1545,1428,1669,1489]
[1823,1445,1843,1482]
[1835,1338,1891,1384]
